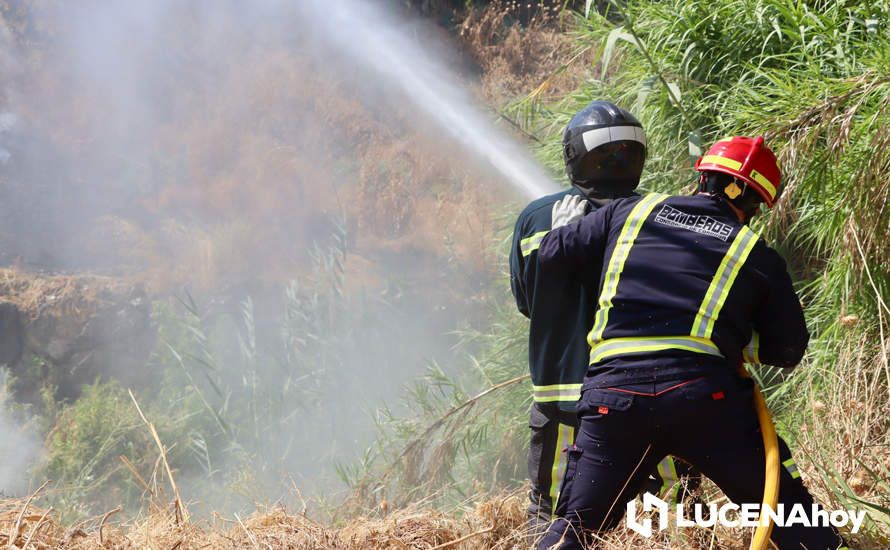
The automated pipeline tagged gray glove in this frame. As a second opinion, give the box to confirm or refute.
[551,194,589,230]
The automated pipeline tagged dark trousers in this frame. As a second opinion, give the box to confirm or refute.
[528,404,579,539]
[527,403,703,541]
[538,376,844,550]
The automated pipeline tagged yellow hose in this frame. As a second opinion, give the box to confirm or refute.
[750,379,780,550]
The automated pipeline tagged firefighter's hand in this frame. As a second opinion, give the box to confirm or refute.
[551,195,589,229]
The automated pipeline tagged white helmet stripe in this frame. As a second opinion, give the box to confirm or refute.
[581,125,647,153]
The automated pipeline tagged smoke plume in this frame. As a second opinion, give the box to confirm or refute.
[0,0,557,508]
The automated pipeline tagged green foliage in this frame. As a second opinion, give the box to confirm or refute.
[39,379,212,521]
[508,0,890,541]
[358,0,890,544]
[43,381,131,488]
[140,225,369,505]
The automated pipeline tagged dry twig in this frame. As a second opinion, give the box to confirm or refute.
[7,480,50,549]
[430,526,495,549]
[233,514,260,550]
[385,374,530,482]
[98,506,121,544]
[129,389,188,524]
[20,507,52,550]
[119,454,156,501]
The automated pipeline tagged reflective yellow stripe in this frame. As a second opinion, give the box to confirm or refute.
[549,423,575,516]
[783,458,801,480]
[702,227,759,338]
[749,169,778,199]
[590,335,722,365]
[588,193,669,345]
[520,230,549,257]
[691,226,759,338]
[657,457,681,503]
[533,383,584,390]
[743,331,760,364]
[701,154,742,171]
[532,383,583,403]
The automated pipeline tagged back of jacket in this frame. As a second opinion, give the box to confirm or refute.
[538,193,808,385]
[510,188,598,411]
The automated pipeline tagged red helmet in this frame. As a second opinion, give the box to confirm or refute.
[694,136,781,207]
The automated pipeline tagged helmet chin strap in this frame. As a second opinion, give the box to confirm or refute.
[572,178,639,202]
[697,173,760,224]
[725,198,752,225]
[733,181,763,223]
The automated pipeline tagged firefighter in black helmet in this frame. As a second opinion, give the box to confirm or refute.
[509,100,697,538]
[561,102,646,200]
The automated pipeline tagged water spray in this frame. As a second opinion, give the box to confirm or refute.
[301,0,560,200]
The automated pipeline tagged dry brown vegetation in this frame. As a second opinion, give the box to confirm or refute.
[0,269,136,322]
[25,486,875,549]
[0,0,584,324]
[0,489,761,550]
[0,1,503,300]
[0,491,527,549]
[459,2,595,107]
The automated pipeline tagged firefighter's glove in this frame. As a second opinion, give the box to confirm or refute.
[551,195,589,230]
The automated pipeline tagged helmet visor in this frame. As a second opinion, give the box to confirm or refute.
[573,141,646,184]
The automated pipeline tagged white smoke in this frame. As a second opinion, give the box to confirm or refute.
[0,0,559,508]
[0,22,16,168]
[0,371,39,496]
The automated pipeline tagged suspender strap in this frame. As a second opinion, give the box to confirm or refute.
[691,226,759,338]
[588,193,669,346]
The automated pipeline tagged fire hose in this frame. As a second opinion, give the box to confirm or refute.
[748,371,780,550]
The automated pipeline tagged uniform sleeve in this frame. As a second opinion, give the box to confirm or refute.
[537,201,612,281]
[509,214,530,318]
[751,248,809,368]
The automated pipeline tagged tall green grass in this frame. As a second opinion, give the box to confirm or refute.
[361,1,889,545]
[526,0,890,542]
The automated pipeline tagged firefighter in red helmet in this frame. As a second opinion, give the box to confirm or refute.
[535,136,846,549]
[695,135,782,217]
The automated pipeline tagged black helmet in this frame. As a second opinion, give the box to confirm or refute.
[562,100,647,198]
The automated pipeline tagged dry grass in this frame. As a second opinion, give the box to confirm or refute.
[1,487,856,550]
[459,2,593,106]
[792,343,890,549]
[0,268,136,323]
[0,3,506,299]
[0,495,496,549]
[0,491,529,549]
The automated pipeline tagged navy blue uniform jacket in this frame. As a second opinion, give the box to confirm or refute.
[537,193,808,386]
[510,188,602,411]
